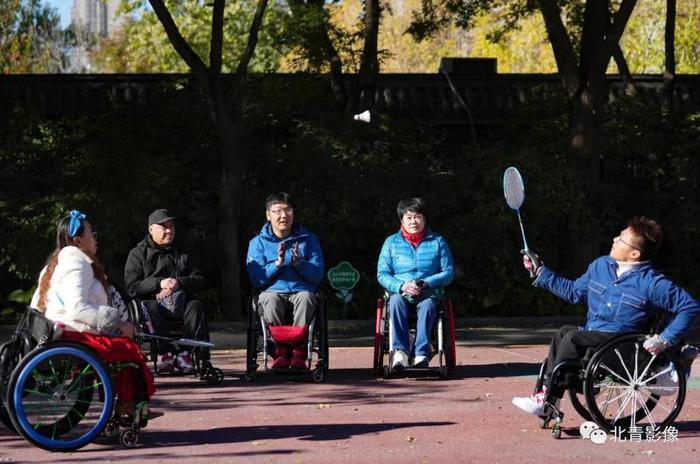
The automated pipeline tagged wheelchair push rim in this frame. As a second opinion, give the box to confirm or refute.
[8,342,113,451]
[584,334,686,434]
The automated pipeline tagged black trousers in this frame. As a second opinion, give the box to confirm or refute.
[143,299,207,355]
[544,325,616,398]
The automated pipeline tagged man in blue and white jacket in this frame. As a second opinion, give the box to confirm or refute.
[513,216,700,416]
[377,197,455,370]
[246,192,324,368]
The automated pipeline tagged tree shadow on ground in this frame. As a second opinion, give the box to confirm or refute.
[141,420,455,447]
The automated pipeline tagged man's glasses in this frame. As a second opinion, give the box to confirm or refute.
[615,235,639,251]
[268,208,294,216]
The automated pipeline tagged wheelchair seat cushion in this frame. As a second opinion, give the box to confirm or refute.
[269,325,308,345]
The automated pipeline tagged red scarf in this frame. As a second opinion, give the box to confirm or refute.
[401,225,427,248]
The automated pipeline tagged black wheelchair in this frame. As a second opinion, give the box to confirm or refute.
[535,327,689,439]
[0,308,148,450]
[373,292,457,379]
[128,300,223,385]
[245,292,329,383]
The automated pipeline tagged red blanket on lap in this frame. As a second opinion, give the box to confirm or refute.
[61,331,156,402]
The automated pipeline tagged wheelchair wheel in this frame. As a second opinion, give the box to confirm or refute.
[245,301,261,380]
[373,299,385,375]
[584,334,686,433]
[7,342,113,451]
[567,387,592,422]
[445,299,457,372]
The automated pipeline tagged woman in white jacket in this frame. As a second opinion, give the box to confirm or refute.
[31,210,154,414]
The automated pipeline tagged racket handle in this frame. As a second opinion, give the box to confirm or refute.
[521,249,542,278]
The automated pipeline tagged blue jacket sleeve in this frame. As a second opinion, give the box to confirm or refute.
[534,265,589,305]
[377,238,403,294]
[293,233,324,286]
[423,236,455,288]
[246,237,280,289]
[651,277,700,346]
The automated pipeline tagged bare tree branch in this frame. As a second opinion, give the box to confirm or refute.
[148,0,209,78]
[210,0,225,75]
[236,0,269,79]
[537,0,579,95]
[601,0,638,71]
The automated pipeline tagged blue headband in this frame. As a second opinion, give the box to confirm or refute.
[68,210,86,237]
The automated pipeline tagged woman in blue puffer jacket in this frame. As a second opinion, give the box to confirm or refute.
[377,198,455,370]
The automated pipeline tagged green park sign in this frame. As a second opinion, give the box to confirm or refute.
[327,261,360,291]
[327,262,360,312]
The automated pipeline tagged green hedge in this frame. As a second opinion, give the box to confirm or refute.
[1,78,698,321]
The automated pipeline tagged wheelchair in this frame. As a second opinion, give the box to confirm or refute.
[0,308,148,451]
[535,329,689,439]
[128,300,223,385]
[245,292,329,383]
[373,292,457,379]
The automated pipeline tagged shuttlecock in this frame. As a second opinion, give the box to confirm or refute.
[353,110,371,123]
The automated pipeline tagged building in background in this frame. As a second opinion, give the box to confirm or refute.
[71,0,123,37]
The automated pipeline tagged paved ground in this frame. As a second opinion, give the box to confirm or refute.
[1,330,699,463]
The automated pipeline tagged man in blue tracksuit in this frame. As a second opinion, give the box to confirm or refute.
[512,216,700,416]
[377,197,455,370]
[246,192,324,368]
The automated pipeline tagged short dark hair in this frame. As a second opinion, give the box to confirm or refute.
[627,216,663,260]
[266,192,293,210]
[396,197,427,220]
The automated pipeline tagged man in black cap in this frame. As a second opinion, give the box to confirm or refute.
[124,209,205,374]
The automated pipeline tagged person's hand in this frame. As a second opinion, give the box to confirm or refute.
[401,280,423,296]
[521,250,543,278]
[275,242,286,268]
[115,321,136,339]
[644,334,670,355]
[291,242,300,266]
[160,277,178,290]
[156,287,172,301]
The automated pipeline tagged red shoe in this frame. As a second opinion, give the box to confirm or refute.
[271,346,290,369]
[290,347,307,369]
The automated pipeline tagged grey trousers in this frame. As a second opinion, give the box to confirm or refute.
[258,291,317,327]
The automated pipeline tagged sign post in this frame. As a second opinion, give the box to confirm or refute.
[327,261,360,318]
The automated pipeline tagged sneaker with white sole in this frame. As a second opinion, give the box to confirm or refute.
[157,352,175,374]
[392,350,409,371]
[412,355,429,369]
[176,351,195,374]
[647,364,682,397]
[512,388,547,416]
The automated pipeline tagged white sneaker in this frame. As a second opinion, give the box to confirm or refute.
[647,365,679,397]
[412,355,429,368]
[392,350,409,370]
[176,351,195,374]
[157,352,175,374]
[512,389,546,416]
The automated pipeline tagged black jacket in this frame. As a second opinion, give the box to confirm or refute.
[124,236,204,300]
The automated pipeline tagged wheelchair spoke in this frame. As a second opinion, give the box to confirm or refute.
[637,354,657,384]
[610,389,635,424]
[635,391,657,430]
[614,347,635,384]
[636,389,673,414]
[639,364,673,386]
[599,362,633,386]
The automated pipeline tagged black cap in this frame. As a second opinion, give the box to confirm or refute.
[148,209,176,226]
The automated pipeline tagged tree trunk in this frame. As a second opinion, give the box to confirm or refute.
[355,0,381,112]
[148,0,269,319]
[612,44,637,97]
[203,77,243,320]
[662,0,676,114]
